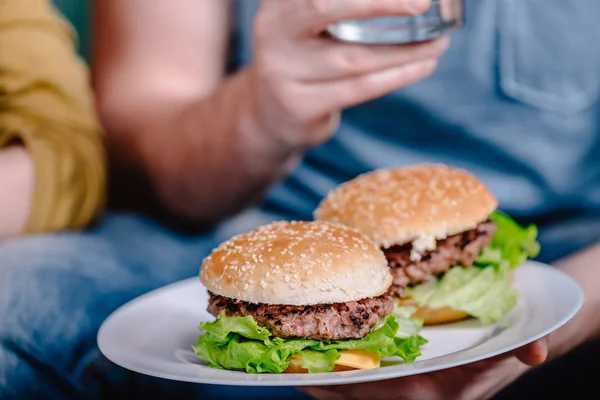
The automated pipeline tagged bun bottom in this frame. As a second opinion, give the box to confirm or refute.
[413,305,470,325]
[284,358,356,373]
[397,297,469,325]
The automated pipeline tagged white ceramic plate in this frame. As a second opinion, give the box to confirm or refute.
[98,261,582,387]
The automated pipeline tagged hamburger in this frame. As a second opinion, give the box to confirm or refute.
[193,221,426,374]
[314,164,540,326]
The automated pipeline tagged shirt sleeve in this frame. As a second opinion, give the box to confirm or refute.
[0,0,106,233]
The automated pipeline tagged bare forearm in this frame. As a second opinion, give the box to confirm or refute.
[94,1,303,224]
[0,147,34,238]
[131,69,301,222]
[548,242,600,358]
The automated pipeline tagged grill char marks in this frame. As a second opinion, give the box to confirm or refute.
[208,293,393,340]
[384,220,497,295]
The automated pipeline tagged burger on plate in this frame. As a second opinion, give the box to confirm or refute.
[193,221,426,374]
[314,164,540,326]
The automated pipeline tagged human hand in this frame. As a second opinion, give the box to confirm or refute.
[244,0,449,153]
[301,338,548,400]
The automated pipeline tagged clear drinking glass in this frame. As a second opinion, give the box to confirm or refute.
[327,0,464,45]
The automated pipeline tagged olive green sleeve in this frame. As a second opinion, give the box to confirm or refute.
[0,0,106,233]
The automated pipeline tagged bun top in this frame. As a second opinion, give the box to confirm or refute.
[200,221,392,305]
[314,164,497,248]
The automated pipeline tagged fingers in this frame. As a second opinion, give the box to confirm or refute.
[253,0,449,118]
[514,338,549,366]
[475,338,549,367]
[290,36,450,81]
[250,0,444,149]
[303,58,438,117]
[266,0,431,36]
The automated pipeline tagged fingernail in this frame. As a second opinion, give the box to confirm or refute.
[437,35,451,51]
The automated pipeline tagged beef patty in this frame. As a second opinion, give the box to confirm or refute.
[384,220,497,295]
[207,293,393,340]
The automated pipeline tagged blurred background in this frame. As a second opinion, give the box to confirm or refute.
[53,0,91,59]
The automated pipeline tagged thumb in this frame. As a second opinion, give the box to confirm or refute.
[514,337,549,366]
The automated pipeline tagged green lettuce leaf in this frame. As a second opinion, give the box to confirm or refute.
[198,314,271,343]
[192,312,425,374]
[298,349,340,373]
[314,315,427,361]
[196,335,272,372]
[392,304,424,338]
[406,263,518,325]
[403,211,539,325]
[488,211,540,268]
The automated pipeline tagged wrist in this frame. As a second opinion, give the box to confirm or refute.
[548,244,600,358]
[236,67,312,160]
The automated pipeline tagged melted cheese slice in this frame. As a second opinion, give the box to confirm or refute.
[289,349,380,372]
[335,349,381,370]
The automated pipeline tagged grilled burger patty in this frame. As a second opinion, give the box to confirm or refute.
[207,293,393,340]
[384,220,497,295]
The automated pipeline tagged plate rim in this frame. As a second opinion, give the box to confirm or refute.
[97,261,583,386]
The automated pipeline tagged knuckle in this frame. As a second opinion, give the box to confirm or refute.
[333,47,372,75]
[255,52,279,76]
[359,76,381,94]
[273,83,303,117]
[341,77,371,100]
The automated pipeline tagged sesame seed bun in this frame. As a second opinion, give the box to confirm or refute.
[314,164,498,248]
[199,221,392,305]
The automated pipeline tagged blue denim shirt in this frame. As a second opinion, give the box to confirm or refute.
[233,0,600,262]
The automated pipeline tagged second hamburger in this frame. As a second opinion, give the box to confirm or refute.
[314,164,540,325]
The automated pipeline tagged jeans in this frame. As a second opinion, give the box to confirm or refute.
[0,210,311,400]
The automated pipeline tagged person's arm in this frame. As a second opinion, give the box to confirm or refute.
[0,0,106,237]
[549,242,600,357]
[0,147,34,238]
[93,0,448,225]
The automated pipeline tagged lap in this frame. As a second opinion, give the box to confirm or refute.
[0,210,308,399]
